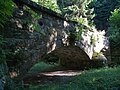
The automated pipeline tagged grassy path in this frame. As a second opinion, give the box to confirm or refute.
[23,62,82,85]
[23,62,120,90]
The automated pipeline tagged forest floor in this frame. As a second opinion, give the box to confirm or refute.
[23,64,82,86]
[22,62,120,90]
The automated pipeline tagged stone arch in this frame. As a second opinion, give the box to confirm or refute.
[44,46,90,69]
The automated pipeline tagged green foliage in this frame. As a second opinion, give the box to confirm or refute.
[109,8,120,28]
[75,26,83,40]
[28,62,58,73]
[58,0,95,41]
[0,0,14,28]
[59,0,94,24]
[31,0,61,13]
[92,0,120,30]
[66,66,120,90]
[107,8,120,45]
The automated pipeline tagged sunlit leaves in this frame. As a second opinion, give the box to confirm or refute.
[31,0,61,13]
[61,0,94,24]
[109,8,120,28]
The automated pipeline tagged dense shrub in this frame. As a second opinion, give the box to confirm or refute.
[91,0,119,30]
[107,7,120,45]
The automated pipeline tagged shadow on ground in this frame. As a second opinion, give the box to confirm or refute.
[23,69,82,85]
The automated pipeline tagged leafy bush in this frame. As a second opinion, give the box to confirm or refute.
[91,0,119,30]
[28,62,58,73]
[109,8,120,28]
[107,8,120,45]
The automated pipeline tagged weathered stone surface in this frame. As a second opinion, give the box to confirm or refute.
[50,46,90,69]
[3,6,75,79]
[39,15,75,53]
[3,8,46,78]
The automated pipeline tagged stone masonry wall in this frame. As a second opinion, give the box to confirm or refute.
[3,8,46,77]
[3,7,75,78]
[38,14,75,53]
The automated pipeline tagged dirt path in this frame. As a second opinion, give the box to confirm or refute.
[23,70,82,85]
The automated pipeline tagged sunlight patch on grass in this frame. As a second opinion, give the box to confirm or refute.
[66,66,120,90]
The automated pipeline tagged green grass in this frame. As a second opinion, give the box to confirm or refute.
[64,67,120,90]
[28,62,59,74]
[25,66,120,90]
